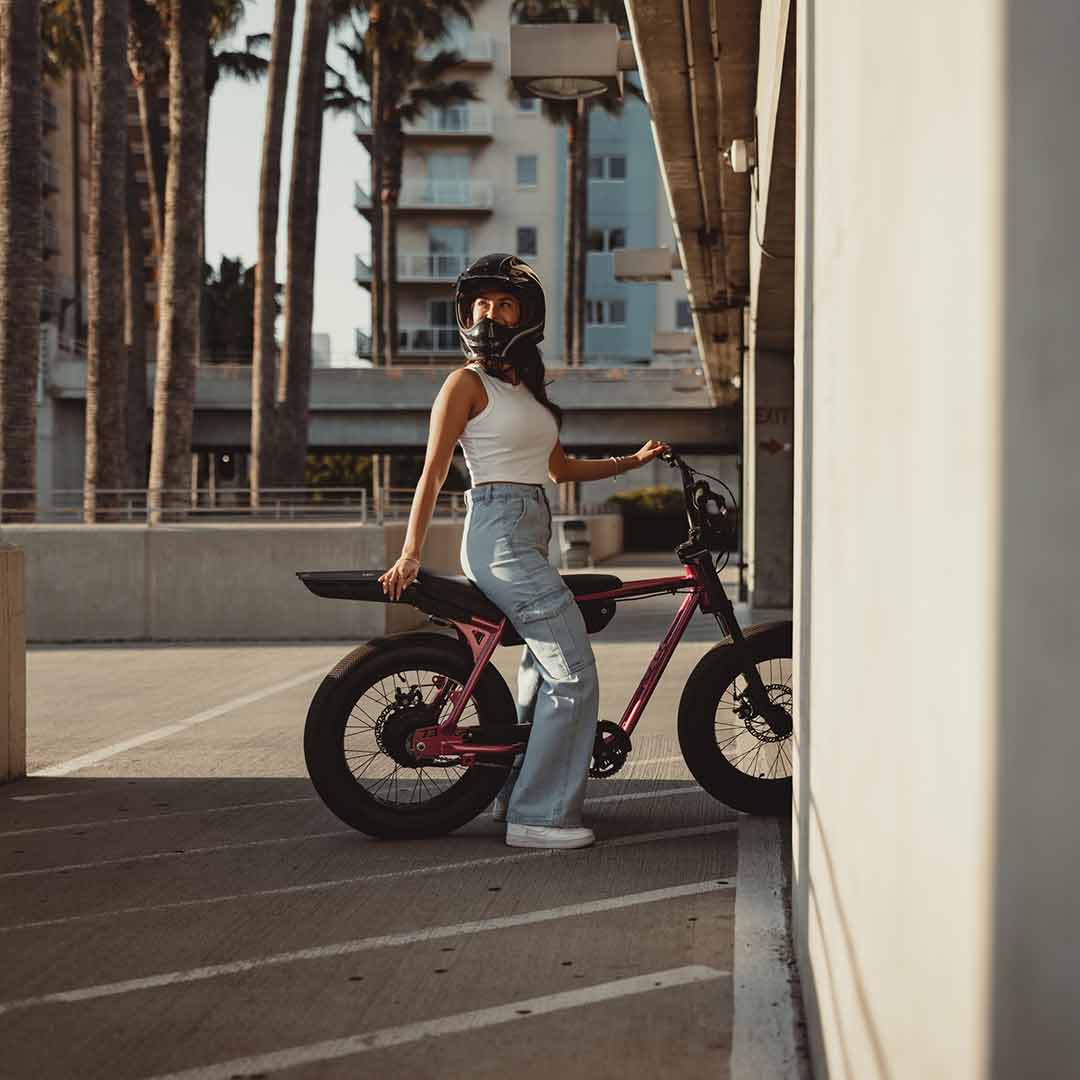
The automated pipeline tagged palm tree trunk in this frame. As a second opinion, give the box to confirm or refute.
[572,97,589,368]
[129,0,167,259]
[251,0,295,501]
[124,143,149,492]
[369,3,385,368]
[383,123,403,367]
[563,118,576,367]
[84,0,130,523]
[148,0,209,522]
[275,0,330,488]
[0,0,42,519]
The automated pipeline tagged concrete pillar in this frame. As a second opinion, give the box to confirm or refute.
[744,343,794,611]
[0,544,27,783]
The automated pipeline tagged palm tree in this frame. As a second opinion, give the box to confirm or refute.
[124,145,150,490]
[128,0,168,258]
[148,0,209,522]
[251,0,295,501]
[0,0,43,519]
[82,0,130,523]
[331,2,478,367]
[273,0,331,488]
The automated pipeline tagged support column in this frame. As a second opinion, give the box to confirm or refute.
[0,544,27,783]
[744,342,794,611]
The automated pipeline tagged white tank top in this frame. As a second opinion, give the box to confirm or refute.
[457,363,559,486]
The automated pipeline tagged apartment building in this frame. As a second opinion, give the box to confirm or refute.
[353,1,692,368]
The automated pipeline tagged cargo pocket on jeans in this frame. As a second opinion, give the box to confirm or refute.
[514,585,594,679]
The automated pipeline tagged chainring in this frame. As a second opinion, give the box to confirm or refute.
[590,720,633,778]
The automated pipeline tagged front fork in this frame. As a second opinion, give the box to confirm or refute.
[688,548,793,738]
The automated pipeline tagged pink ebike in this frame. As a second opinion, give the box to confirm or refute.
[299,449,793,839]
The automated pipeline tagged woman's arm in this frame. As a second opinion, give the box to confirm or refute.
[548,439,669,483]
[379,369,477,599]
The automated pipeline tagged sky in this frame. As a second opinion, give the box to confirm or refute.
[204,0,370,365]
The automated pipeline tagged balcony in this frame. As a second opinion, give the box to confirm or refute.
[418,31,495,67]
[41,158,59,195]
[354,178,494,217]
[354,324,459,358]
[42,95,59,132]
[40,286,59,321]
[354,252,470,288]
[354,104,493,144]
[42,220,60,257]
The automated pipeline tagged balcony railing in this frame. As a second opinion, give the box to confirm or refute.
[355,252,471,284]
[354,178,494,212]
[41,158,59,193]
[397,325,459,354]
[417,31,495,65]
[354,104,493,139]
[42,220,60,255]
[42,95,58,131]
[354,328,371,357]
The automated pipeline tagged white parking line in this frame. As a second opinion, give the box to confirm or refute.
[0,883,733,1016]
[31,666,328,778]
[0,830,354,881]
[0,787,711,878]
[0,780,698,840]
[0,821,737,933]
[146,965,731,1080]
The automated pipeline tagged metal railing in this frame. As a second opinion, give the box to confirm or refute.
[354,252,470,283]
[41,95,58,131]
[354,104,493,139]
[397,325,459,353]
[354,178,494,212]
[41,158,59,193]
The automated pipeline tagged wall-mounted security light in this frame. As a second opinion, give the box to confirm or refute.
[510,24,636,101]
[724,138,757,173]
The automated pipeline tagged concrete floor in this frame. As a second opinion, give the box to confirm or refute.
[1,553,786,1080]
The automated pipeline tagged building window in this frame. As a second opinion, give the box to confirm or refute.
[589,154,628,181]
[675,299,692,329]
[516,226,538,256]
[587,227,626,252]
[585,299,627,326]
[516,154,538,187]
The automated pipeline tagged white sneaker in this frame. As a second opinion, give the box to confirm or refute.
[505,823,595,849]
[491,798,508,823]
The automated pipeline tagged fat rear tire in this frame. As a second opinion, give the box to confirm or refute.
[304,633,514,839]
[677,623,793,816]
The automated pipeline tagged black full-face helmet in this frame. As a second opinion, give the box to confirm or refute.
[454,253,546,366]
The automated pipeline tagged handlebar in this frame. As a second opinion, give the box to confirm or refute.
[658,448,738,552]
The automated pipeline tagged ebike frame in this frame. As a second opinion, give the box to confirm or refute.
[406,547,748,766]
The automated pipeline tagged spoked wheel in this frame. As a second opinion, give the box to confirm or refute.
[304,634,513,838]
[677,623,793,815]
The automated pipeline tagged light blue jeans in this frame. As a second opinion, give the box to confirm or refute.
[460,482,599,828]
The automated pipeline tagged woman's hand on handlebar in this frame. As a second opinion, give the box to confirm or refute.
[632,439,671,468]
[379,554,420,601]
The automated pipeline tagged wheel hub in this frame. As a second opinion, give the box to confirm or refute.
[740,684,793,743]
[376,701,438,768]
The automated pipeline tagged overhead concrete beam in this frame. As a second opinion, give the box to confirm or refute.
[625,0,760,403]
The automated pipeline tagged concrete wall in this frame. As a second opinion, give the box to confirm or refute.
[0,545,27,782]
[8,515,623,642]
[792,1,999,1075]
[791,0,1080,1076]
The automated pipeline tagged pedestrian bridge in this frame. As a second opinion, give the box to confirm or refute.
[45,361,737,455]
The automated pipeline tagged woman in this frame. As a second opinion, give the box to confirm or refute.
[379,253,668,850]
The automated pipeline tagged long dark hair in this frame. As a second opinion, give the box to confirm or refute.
[471,345,564,431]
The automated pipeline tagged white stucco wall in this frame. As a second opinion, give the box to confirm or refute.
[792,2,1005,1076]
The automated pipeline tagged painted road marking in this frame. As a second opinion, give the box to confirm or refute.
[0,821,737,934]
[0,883,733,1015]
[32,666,329,778]
[0,781,699,839]
[145,966,731,1080]
[0,788,714,877]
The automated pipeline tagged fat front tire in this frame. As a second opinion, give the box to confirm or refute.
[677,623,793,816]
[304,633,514,839]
